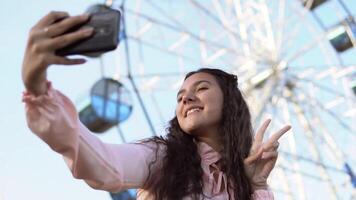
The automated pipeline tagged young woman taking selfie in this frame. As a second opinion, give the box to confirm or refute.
[22,12,291,200]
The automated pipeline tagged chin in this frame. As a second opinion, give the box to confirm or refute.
[182,126,198,135]
[179,115,215,135]
[182,123,205,136]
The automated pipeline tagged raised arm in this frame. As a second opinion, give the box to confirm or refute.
[22,11,162,193]
[23,83,161,192]
[22,11,93,96]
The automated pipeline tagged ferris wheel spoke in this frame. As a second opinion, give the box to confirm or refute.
[288,64,355,71]
[284,3,340,68]
[231,4,276,63]
[294,85,355,135]
[279,14,312,58]
[279,23,303,58]
[145,0,189,31]
[130,72,186,78]
[273,0,287,57]
[187,0,279,63]
[290,65,356,86]
[263,84,350,198]
[272,94,307,199]
[260,0,278,60]
[281,4,339,66]
[276,164,329,182]
[211,0,242,52]
[126,9,239,55]
[144,0,241,57]
[188,0,243,42]
[281,92,344,197]
[262,97,296,199]
[131,84,177,93]
[276,163,347,184]
[116,125,127,143]
[294,86,350,162]
[290,94,340,199]
[272,156,294,199]
[301,100,354,178]
[127,36,197,62]
[119,75,178,92]
[184,1,266,62]
[290,75,348,98]
[140,0,196,59]
[279,1,314,55]
[279,151,345,174]
[149,92,166,125]
[250,94,295,199]
[303,105,356,187]
[283,33,327,64]
[275,163,356,190]
[251,79,283,125]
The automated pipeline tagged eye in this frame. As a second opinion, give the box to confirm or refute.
[197,87,208,91]
[177,96,182,102]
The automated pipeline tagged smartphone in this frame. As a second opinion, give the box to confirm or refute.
[56,6,121,56]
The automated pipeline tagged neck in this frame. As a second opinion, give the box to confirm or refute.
[195,130,222,152]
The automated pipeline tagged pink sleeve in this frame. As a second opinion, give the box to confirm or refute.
[22,82,160,192]
[252,189,274,200]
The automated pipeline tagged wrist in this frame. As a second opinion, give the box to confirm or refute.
[23,70,48,96]
[252,183,269,191]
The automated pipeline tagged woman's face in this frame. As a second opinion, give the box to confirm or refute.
[176,72,224,135]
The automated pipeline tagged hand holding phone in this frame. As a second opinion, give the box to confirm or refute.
[22,5,121,96]
[22,11,94,96]
[56,5,121,56]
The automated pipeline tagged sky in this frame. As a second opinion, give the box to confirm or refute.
[0,0,355,200]
[0,1,122,199]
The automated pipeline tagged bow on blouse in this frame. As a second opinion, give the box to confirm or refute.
[197,142,228,197]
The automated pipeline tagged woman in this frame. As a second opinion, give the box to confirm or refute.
[22,12,291,199]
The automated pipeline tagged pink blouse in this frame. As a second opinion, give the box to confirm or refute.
[22,82,274,199]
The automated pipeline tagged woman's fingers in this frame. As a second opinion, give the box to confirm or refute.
[49,56,87,65]
[23,13,93,73]
[45,14,90,38]
[46,27,94,50]
[246,140,280,164]
[244,146,264,164]
[264,125,291,149]
[255,119,271,143]
[273,141,279,149]
[260,155,278,178]
[36,11,69,28]
[261,151,278,160]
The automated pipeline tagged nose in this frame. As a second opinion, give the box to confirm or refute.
[182,92,196,104]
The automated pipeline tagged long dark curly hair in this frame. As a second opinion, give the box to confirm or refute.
[141,68,254,200]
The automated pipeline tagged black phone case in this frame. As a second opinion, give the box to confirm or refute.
[56,9,121,56]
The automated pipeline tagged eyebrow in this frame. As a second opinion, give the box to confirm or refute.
[177,80,212,98]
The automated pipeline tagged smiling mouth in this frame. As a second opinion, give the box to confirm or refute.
[186,107,203,117]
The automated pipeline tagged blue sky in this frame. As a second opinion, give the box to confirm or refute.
[0,0,355,199]
[0,1,118,199]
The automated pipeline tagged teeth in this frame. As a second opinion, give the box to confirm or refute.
[187,108,201,116]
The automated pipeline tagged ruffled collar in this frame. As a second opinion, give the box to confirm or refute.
[197,141,221,165]
[197,141,228,196]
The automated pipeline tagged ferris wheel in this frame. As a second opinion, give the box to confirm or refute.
[78,0,356,199]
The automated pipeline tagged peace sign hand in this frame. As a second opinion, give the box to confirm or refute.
[244,119,291,191]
